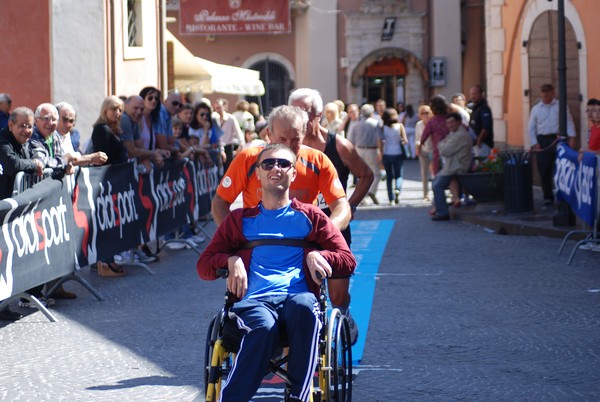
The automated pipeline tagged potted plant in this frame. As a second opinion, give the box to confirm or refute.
[457,149,504,202]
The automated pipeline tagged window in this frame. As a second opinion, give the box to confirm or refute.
[123,0,144,59]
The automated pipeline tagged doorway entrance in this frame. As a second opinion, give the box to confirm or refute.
[528,10,581,141]
[363,58,406,108]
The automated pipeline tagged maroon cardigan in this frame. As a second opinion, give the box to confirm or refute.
[197,199,356,298]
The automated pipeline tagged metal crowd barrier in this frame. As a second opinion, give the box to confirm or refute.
[557,155,600,264]
[4,167,103,322]
[11,168,54,196]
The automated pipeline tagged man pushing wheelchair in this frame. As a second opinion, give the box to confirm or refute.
[197,142,356,402]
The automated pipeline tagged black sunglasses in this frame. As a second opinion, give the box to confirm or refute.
[199,112,209,117]
[259,158,293,171]
[172,100,181,107]
[147,95,158,101]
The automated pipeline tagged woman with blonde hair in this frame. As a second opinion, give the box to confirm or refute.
[415,104,434,200]
[91,95,127,276]
[321,102,343,134]
[92,95,126,165]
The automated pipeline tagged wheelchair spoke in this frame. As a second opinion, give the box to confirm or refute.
[327,311,353,402]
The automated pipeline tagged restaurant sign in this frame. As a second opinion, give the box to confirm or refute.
[179,0,291,35]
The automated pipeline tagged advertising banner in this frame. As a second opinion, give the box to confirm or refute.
[1,161,216,302]
[0,174,77,301]
[179,0,291,35]
[554,143,598,227]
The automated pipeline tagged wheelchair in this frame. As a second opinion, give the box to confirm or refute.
[204,269,353,402]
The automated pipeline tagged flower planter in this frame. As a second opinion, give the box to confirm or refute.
[457,172,504,203]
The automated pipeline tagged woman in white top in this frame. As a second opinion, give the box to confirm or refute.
[378,108,409,205]
[402,104,419,159]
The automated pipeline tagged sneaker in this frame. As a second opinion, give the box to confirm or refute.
[19,296,55,309]
[192,233,206,244]
[165,241,186,250]
[345,310,359,346]
[133,248,158,263]
[579,243,596,250]
[592,244,600,252]
[114,251,136,265]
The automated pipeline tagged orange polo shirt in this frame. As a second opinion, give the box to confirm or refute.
[216,146,346,207]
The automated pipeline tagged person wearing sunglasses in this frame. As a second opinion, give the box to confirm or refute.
[158,91,184,156]
[139,87,178,157]
[198,144,356,402]
[29,103,75,171]
[212,105,349,231]
[288,88,374,345]
[0,106,44,321]
[189,101,223,171]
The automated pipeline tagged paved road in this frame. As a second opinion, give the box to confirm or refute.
[1,159,599,401]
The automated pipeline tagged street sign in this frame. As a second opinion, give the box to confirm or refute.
[429,57,446,87]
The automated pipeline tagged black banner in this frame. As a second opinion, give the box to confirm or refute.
[1,159,218,301]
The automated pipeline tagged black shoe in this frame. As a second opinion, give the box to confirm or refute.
[544,199,554,206]
[0,308,23,321]
[431,214,450,221]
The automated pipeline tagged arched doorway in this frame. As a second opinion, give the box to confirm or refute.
[246,58,292,115]
[363,58,407,107]
[351,47,429,108]
[528,10,581,140]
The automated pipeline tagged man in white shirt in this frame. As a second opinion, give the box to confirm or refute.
[214,98,244,171]
[528,83,576,205]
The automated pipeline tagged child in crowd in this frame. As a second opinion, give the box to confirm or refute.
[163,118,205,250]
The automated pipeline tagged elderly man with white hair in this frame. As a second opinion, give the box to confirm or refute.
[55,101,107,166]
[346,103,381,205]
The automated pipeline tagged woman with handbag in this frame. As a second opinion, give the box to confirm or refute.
[378,108,409,205]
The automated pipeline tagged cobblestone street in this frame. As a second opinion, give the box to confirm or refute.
[1,160,599,401]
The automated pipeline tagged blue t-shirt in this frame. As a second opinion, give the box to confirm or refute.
[158,104,173,139]
[242,202,311,299]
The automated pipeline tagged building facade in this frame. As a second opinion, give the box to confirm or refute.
[0,0,164,146]
[492,0,599,150]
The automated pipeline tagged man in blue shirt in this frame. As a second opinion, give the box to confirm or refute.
[198,144,356,402]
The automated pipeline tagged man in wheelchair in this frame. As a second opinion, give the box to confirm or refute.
[198,143,356,401]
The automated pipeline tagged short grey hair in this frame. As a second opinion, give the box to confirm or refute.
[0,93,12,104]
[288,88,324,116]
[9,106,34,122]
[34,103,58,118]
[55,101,76,117]
[360,103,374,118]
[267,105,308,134]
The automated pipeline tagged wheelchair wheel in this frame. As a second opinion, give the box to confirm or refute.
[204,311,233,402]
[325,309,353,401]
[204,314,218,393]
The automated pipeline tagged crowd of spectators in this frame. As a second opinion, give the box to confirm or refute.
[0,89,268,321]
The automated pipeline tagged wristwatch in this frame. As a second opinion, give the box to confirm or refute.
[350,204,358,214]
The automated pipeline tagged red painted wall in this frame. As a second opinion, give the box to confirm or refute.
[0,0,52,110]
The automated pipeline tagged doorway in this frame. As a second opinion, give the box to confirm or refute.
[528,10,581,141]
[363,57,406,107]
